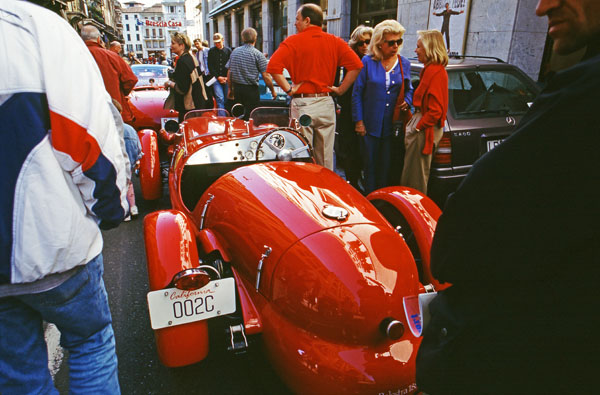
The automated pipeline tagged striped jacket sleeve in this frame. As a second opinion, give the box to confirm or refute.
[41,19,129,228]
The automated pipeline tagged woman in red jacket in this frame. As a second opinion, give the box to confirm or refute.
[401,30,448,194]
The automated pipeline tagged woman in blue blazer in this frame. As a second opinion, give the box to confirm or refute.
[352,19,413,194]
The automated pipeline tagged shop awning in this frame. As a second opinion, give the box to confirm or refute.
[208,0,244,18]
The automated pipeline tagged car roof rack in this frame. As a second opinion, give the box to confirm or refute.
[449,55,505,63]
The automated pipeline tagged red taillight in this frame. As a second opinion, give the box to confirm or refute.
[433,132,452,165]
[172,268,211,290]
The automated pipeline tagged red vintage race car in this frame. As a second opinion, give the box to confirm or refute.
[126,80,179,200]
[140,107,448,394]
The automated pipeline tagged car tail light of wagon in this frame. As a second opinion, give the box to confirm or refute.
[433,131,452,166]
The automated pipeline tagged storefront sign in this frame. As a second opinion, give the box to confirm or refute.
[136,19,182,27]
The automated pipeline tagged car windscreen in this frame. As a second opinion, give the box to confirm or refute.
[132,65,169,86]
[448,69,538,119]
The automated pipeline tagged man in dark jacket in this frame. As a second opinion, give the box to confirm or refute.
[207,32,231,109]
[416,1,600,393]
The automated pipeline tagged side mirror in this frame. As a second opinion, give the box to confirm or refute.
[299,114,312,127]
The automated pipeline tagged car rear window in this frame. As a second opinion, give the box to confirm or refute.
[447,69,537,119]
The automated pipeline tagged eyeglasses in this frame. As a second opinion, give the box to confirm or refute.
[357,39,370,46]
[384,39,403,47]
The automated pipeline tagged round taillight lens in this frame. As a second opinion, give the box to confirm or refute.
[171,268,211,290]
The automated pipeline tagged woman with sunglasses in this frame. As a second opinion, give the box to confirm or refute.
[401,30,448,194]
[164,32,207,122]
[336,25,373,193]
[352,20,413,194]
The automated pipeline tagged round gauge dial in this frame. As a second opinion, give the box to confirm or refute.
[245,151,254,159]
[257,149,264,159]
[250,141,258,149]
[269,133,286,149]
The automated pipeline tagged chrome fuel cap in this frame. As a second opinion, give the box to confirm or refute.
[322,205,349,221]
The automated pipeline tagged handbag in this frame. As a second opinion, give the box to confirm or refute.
[163,87,175,110]
[392,55,413,130]
[164,53,207,111]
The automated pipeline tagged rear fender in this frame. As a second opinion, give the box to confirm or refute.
[143,210,209,367]
[368,187,449,291]
[138,129,162,200]
[197,228,231,262]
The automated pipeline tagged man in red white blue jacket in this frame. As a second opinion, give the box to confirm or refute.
[0,1,129,393]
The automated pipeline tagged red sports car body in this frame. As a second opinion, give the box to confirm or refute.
[140,107,447,394]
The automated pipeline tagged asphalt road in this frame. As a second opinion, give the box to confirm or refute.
[52,179,291,394]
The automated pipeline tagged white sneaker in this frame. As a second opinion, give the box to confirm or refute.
[124,215,131,222]
[130,205,139,218]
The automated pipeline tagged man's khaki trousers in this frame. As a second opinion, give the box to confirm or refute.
[290,96,336,170]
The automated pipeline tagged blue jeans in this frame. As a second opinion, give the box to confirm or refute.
[212,81,228,109]
[0,254,120,394]
[123,123,141,169]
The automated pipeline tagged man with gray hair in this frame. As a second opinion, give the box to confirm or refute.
[226,27,276,119]
[82,25,137,125]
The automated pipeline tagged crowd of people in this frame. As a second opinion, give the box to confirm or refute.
[1,0,598,393]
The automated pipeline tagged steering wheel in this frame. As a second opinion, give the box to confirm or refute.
[255,128,314,162]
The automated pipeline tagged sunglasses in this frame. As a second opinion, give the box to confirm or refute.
[357,39,370,46]
[384,39,403,46]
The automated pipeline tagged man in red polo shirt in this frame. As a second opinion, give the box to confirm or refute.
[267,4,362,170]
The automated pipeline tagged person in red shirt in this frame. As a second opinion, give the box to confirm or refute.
[401,30,448,194]
[81,25,138,124]
[267,4,363,170]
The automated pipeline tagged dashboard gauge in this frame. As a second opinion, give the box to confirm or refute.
[250,141,258,149]
[269,133,285,149]
[257,149,264,159]
[245,151,254,159]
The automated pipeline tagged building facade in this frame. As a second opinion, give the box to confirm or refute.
[203,0,558,81]
[33,0,123,42]
[185,0,204,41]
[121,0,186,60]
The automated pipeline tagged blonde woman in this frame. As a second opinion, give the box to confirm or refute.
[164,32,207,121]
[401,30,448,194]
[352,20,413,194]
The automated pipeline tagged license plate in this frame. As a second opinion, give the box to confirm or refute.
[147,278,236,330]
[487,138,504,151]
[161,117,177,129]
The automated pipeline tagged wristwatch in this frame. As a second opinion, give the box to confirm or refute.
[286,86,292,94]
